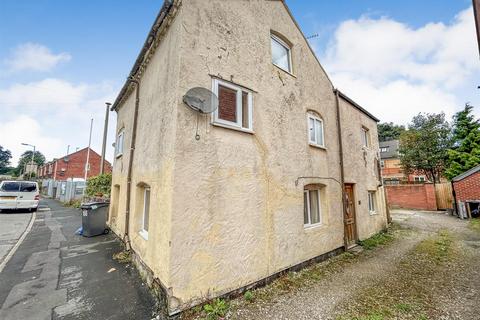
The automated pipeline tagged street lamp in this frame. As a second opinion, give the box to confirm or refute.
[21,143,36,180]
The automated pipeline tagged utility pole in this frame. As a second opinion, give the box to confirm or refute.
[84,118,93,182]
[21,143,36,180]
[100,103,111,174]
[474,0,480,57]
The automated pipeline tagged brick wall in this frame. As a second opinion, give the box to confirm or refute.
[38,148,112,180]
[453,170,480,202]
[385,183,437,211]
[218,84,237,122]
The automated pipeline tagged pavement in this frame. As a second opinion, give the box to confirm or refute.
[0,211,32,265]
[0,198,157,320]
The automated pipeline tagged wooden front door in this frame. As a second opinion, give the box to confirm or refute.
[344,184,357,247]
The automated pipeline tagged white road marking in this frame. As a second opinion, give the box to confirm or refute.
[0,212,36,273]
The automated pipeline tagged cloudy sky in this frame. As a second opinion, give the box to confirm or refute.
[0,0,478,165]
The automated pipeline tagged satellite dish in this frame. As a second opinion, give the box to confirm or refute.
[183,87,218,114]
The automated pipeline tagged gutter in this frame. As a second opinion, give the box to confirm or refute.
[335,89,349,250]
[123,77,141,249]
[111,0,175,111]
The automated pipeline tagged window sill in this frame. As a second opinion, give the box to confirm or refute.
[369,211,378,216]
[212,122,254,134]
[139,230,148,240]
[304,223,323,231]
[273,64,296,78]
[309,143,327,150]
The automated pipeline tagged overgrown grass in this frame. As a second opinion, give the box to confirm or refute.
[203,299,229,320]
[335,230,457,320]
[65,199,81,208]
[359,231,394,250]
[113,251,131,264]
[469,218,480,232]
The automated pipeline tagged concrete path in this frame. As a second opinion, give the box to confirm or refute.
[0,211,32,265]
[230,210,480,320]
[0,199,157,320]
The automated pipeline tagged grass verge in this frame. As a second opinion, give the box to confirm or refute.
[335,230,458,320]
[469,218,480,232]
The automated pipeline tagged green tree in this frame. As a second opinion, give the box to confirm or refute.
[0,146,12,174]
[445,104,480,179]
[16,150,46,175]
[399,113,452,183]
[377,122,406,142]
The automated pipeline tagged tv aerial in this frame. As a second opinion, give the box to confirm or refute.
[183,87,218,140]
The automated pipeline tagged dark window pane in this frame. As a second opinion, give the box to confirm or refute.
[218,85,237,123]
[144,189,150,232]
[303,192,309,224]
[20,183,37,192]
[1,182,20,192]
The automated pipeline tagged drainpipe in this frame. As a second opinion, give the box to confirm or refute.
[334,89,349,250]
[124,77,141,250]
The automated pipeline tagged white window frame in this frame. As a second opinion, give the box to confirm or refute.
[380,147,389,153]
[304,189,322,227]
[362,127,370,148]
[414,176,426,182]
[212,79,253,132]
[368,191,377,215]
[307,114,325,148]
[139,187,150,240]
[115,129,125,158]
[271,34,292,74]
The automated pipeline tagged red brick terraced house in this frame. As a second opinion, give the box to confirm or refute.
[452,164,480,219]
[37,147,112,181]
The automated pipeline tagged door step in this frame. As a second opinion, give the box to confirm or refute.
[347,244,364,254]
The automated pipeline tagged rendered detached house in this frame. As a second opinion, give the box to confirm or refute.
[108,0,388,316]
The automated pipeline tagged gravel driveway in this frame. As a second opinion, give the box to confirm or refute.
[224,210,480,320]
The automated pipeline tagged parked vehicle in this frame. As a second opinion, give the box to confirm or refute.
[0,181,40,212]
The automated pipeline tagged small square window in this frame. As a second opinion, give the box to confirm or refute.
[380,160,385,168]
[308,115,325,147]
[212,79,253,131]
[368,191,376,214]
[116,130,125,157]
[271,34,292,73]
[362,127,370,147]
[304,189,322,226]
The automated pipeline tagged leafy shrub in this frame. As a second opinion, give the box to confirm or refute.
[203,298,229,320]
[244,290,254,302]
[85,173,112,198]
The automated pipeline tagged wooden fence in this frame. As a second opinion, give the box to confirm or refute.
[435,183,453,210]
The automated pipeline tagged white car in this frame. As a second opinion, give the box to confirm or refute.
[0,181,40,212]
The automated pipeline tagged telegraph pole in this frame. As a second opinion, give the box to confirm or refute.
[100,103,111,174]
[474,0,480,57]
[84,118,93,181]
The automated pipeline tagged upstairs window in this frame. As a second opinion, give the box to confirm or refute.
[380,147,389,153]
[271,34,292,73]
[308,114,325,148]
[115,129,124,157]
[213,79,253,131]
[361,127,370,148]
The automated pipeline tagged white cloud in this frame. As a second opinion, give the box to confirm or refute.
[0,78,88,112]
[0,78,118,165]
[0,116,63,165]
[323,7,479,124]
[5,43,71,72]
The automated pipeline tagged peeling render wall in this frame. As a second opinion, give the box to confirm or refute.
[168,0,343,311]
[339,98,388,240]
[109,8,183,288]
